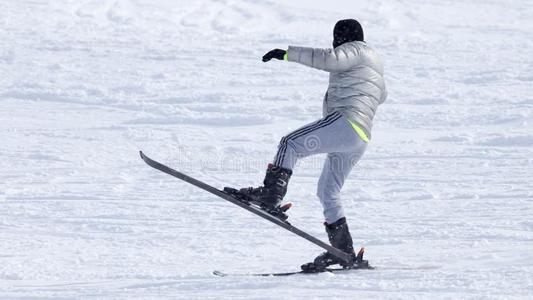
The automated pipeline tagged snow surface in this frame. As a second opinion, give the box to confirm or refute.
[1,0,533,299]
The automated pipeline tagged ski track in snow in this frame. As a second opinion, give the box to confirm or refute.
[1,0,533,299]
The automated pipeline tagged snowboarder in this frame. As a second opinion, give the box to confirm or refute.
[237,19,387,271]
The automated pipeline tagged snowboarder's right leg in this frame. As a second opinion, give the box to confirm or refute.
[304,148,367,271]
[301,217,356,272]
[317,151,366,224]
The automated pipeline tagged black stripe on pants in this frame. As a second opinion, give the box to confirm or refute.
[274,112,342,167]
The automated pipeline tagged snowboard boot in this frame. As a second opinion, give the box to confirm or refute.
[301,217,356,272]
[237,164,292,209]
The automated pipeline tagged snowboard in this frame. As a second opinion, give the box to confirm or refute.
[213,248,373,277]
[139,151,364,266]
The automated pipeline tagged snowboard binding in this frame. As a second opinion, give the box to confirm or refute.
[223,187,292,221]
[301,247,372,273]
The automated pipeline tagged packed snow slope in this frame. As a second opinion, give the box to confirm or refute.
[1,0,533,299]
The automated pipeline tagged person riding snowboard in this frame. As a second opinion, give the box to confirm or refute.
[237,19,387,271]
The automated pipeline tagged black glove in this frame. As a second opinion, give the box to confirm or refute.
[262,49,287,62]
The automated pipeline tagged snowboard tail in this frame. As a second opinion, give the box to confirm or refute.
[139,151,354,264]
[213,266,372,277]
[213,257,374,277]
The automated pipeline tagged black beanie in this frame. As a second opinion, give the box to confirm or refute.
[333,19,364,48]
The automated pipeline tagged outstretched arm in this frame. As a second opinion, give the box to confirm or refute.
[286,45,361,72]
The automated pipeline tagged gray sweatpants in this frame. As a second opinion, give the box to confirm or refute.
[273,112,367,224]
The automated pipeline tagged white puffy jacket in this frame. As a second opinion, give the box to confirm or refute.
[287,41,387,139]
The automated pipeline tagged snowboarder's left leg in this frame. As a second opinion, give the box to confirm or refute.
[236,112,354,209]
[236,163,292,209]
